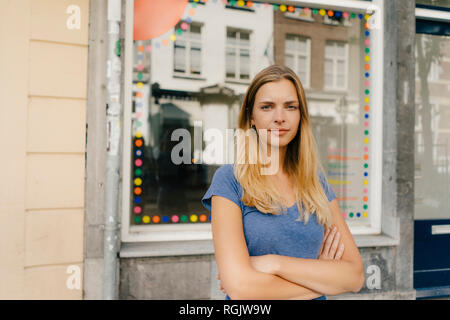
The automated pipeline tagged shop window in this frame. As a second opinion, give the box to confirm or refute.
[122,0,384,242]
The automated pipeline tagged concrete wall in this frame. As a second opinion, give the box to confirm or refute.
[0,0,89,299]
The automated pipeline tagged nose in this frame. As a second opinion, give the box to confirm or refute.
[273,106,286,124]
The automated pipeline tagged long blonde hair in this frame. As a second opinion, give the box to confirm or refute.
[233,64,333,228]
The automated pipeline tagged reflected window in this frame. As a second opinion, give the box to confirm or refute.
[324,40,348,90]
[285,34,311,88]
[226,28,251,81]
[174,22,203,76]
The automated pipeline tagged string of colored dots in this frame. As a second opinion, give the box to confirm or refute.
[134,214,211,224]
[149,1,367,50]
[361,14,370,220]
[133,40,145,223]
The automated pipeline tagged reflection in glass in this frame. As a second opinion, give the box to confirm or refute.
[414,34,450,220]
[129,2,373,226]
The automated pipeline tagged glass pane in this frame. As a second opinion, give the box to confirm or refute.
[416,0,450,8]
[285,34,296,51]
[337,60,346,88]
[240,48,250,79]
[299,71,307,84]
[130,4,372,227]
[324,59,333,87]
[285,54,294,70]
[325,42,335,57]
[226,47,236,78]
[190,24,201,35]
[298,38,307,54]
[414,34,450,220]
[297,56,306,73]
[174,41,186,72]
[240,31,250,47]
[190,45,201,75]
[336,42,346,56]
[227,29,237,46]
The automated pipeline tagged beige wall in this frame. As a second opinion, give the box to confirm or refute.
[0,0,89,299]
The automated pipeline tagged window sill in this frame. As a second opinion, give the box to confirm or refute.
[119,240,215,258]
[225,79,251,85]
[353,233,399,247]
[173,73,207,81]
[119,232,399,258]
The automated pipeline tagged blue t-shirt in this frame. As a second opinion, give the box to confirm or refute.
[201,164,336,300]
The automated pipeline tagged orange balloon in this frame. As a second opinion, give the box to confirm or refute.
[134,0,189,41]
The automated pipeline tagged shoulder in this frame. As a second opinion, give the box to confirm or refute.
[214,164,244,197]
[212,164,238,184]
[202,163,244,212]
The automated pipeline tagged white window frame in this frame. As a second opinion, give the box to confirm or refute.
[324,40,349,91]
[173,22,203,77]
[285,34,311,88]
[121,0,384,243]
[225,28,252,82]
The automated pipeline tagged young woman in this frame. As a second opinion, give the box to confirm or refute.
[201,64,364,300]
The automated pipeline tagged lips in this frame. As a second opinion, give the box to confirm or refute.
[269,129,289,136]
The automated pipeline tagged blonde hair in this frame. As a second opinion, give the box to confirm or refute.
[233,64,333,228]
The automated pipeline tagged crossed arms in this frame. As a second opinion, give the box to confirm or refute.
[211,196,365,300]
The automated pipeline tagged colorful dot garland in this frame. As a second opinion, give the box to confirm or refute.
[147,0,373,54]
[361,14,371,220]
[133,213,211,225]
[132,41,144,224]
[341,14,371,220]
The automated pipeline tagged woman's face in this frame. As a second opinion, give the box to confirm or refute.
[251,78,301,149]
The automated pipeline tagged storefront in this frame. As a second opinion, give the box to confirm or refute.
[81,0,448,299]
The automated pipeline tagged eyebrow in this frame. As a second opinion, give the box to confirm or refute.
[258,100,299,105]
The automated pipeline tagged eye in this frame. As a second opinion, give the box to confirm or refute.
[288,105,299,110]
[261,105,271,110]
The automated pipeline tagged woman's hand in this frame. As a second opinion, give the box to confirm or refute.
[318,225,345,260]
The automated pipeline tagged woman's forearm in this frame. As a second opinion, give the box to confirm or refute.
[272,255,365,296]
[230,267,323,300]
